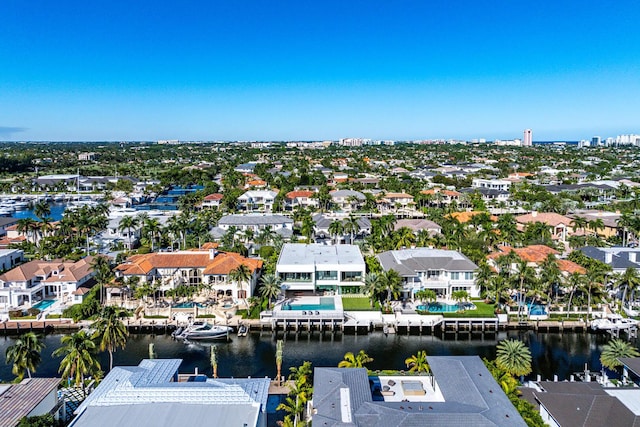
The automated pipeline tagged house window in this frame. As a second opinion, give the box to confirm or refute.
[316,271,337,281]
[279,272,312,282]
[451,272,460,280]
[426,270,440,279]
[465,272,473,280]
[341,271,362,282]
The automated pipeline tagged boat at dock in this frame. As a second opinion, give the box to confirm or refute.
[237,323,248,337]
[173,321,233,340]
[590,314,639,331]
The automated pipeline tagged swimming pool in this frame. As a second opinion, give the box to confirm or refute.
[528,304,547,315]
[172,302,206,309]
[416,302,476,313]
[32,299,56,310]
[283,297,336,311]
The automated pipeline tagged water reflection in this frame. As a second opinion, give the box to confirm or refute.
[0,330,636,382]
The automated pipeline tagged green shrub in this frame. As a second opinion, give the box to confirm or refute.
[9,309,23,318]
[26,308,41,317]
[259,246,275,259]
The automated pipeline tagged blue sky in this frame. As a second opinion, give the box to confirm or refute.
[1,1,639,141]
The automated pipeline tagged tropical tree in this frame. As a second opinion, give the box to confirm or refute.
[276,339,284,385]
[91,255,113,305]
[92,306,129,371]
[495,339,532,378]
[415,289,437,304]
[118,215,139,250]
[338,350,373,368]
[328,220,344,244]
[599,338,640,371]
[363,273,383,308]
[53,331,101,393]
[405,350,430,373]
[259,273,282,308]
[382,269,403,303]
[5,332,44,380]
[565,272,587,315]
[343,214,361,245]
[394,226,416,249]
[617,267,640,308]
[229,264,252,302]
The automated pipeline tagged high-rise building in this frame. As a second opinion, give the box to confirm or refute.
[523,129,533,146]
[591,136,601,146]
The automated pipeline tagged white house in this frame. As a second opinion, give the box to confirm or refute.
[284,190,318,211]
[213,214,293,240]
[330,190,366,212]
[237,190,278,212]
[471,178,512,192]
[0,249,24,272]
[276,244,365,294]
[0,257,97,308]
[377,248,479,299]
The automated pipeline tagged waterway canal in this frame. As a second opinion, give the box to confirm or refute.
[2,330,636,382]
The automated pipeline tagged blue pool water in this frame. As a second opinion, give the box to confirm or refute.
[172,302,206,309]
[32,299,56,310]
[283,297,335,311]
[416,302,475,313]
[529,304,547,315]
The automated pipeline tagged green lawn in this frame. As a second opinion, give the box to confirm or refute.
[341,297,380,311]
[439,301,496,318]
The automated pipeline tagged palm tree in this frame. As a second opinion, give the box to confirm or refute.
[142,218,162,251]
[5,332,44,380]
[276,339,284,385]
[92,306,129,371]
[538,254,561,305]
[328,220,344,244]
[210,345,218,378]
[343,214,361,245]
[118,215,139,250]
[405,350,430,373]
[53,331,101,393]
[513,259,537,321]
[382,269,403,303]
[570,216,587,235]
[259,273,282,308]
[415,289,437,304]
[34,200,51,221]
[565,272,587,316]
[338,350,373,368]
[394,226,416,249]
[599,338,640,371]
[495,339,532,378]
[617,267,640,309]
[230,264,252,302]
[363,273,383,308]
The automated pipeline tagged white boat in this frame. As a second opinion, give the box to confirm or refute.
[590,314,639,331]
[174,321,232,340]
[237,323,248,337]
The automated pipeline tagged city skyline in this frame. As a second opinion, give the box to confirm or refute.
[1,1,640,142]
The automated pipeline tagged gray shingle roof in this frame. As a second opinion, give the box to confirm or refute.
[377,248,477,277]
[218,214,293,226]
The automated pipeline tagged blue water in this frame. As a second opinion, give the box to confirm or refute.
[173,302,206,309]
[32,299,56,310]
[12,203,66,221]
[529,304,547,315]
[416,302,473,313]
[284,297,336,311]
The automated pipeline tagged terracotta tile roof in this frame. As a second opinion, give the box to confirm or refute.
[557,259,587,274]
[448,211,498,223]
[203,193,223,201]
[382,192,414,199]
[420,188,461,197]
[246,179,267,187]
[200,242,220,250]
[487,245,559,263]
[117,251,262,277]
[285,190,315,199]
[516,212,572,227]
[0,257,95,284]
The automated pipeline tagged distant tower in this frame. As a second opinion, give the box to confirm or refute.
[523,129,533,146]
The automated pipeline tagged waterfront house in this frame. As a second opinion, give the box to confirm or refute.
[377,248,479,299]
[237,190,278,212]
[0,217,18,237]
[0,378,61,427]
[0,256,97,309]
[70,359,270,427]
[115,249,262,299]
[566,209,622,239]
[419,188,462,207]
[577,246,640,275]
[515,212,575,243]
[472,177,513,192]
[312,214,372,243]
[377,192,415,213]
[487,245,586,276]
[311,356,526,426]
[276,243,365,294]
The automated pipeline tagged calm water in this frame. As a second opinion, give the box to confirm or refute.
[1,330,634,382]
[13,203,66,221]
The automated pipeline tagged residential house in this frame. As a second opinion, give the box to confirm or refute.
[115,249,262,299]
[0,378,61,427]
[284,190,318,211]
[377,192,415,213]
[69,359,270,427]
[0,249,24,272]
[487,245,586,276]
[577,246,640,275]
[566,210,621,239]
[0,257,97,308]
[419,188,461,207]
[460,187,510,204]
[472,178,512,192]
[212,214,294,240]
[201,193,224,209]
[237,190,278,212]
[377,248,479,299]
[393,219,442,235]
[330,190,366,212]
[515,212,574,243]
[312,214,372,243]
[0,217,18,237]
[311,356,526,427]
[276,244,365,294]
